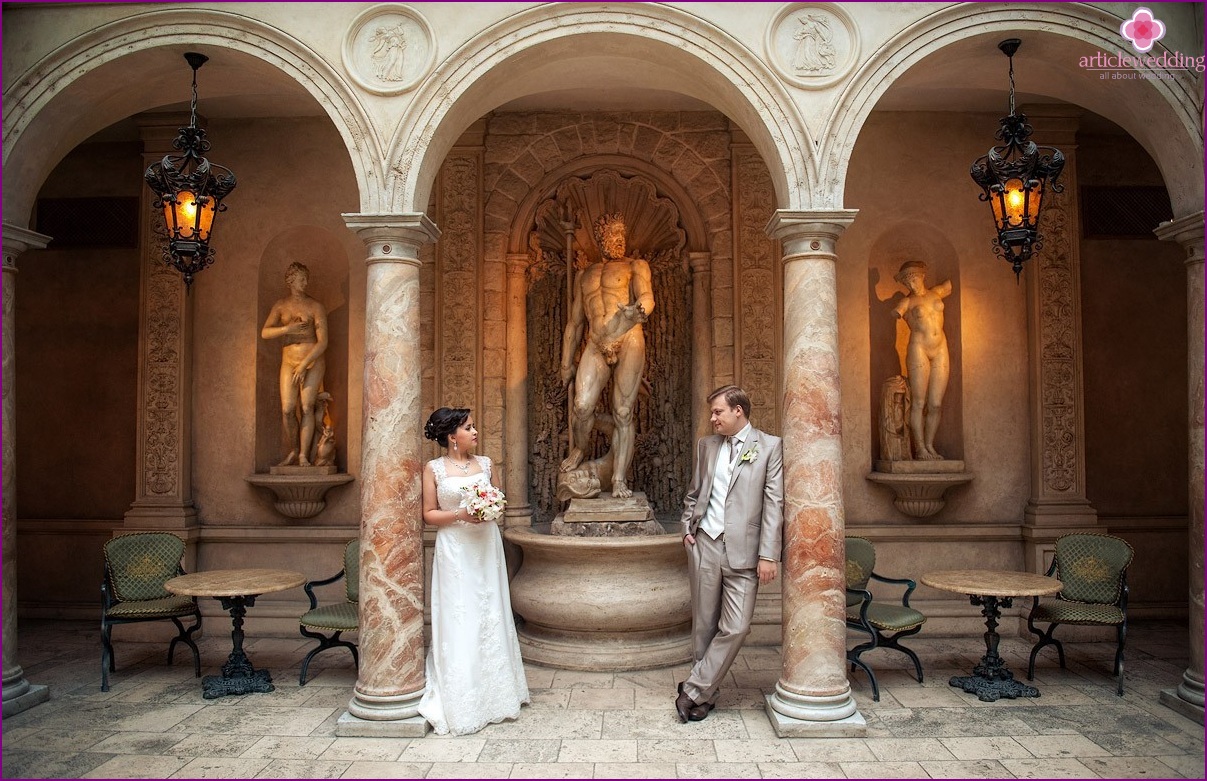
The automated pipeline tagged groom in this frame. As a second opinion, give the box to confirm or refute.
[676,385,783,722]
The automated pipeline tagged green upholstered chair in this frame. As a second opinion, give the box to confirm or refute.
[101,532,201,692]
[299,539,360,685]
[845,536,927,702]
[1027,533,1134,696]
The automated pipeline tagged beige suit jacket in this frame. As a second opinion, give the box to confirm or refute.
[679,428,784,569]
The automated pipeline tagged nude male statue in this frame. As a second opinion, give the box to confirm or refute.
[892,260,952,460]
[559,213,655,498]
[261,261,329,467]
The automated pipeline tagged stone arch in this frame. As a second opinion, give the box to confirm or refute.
[388,4,814,215]
[2,7,381,226]
[826,3,1203,214]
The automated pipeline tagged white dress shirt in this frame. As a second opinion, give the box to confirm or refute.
[698,423,752,540]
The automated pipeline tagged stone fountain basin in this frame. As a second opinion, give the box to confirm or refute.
[503,525,691,671]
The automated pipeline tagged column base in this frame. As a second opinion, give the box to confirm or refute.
[2,682,49,717]
[344,687,426,726]
[1159,669,1205,725]
[336,710,429,737]
[765,685,865,737]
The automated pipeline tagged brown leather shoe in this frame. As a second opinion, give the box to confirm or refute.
[687,701,715,721]
[675,682,697,723]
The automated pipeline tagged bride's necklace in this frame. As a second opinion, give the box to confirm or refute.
[445,455,472,474]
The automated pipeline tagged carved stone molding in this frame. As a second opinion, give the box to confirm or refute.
[766,3,860,89]
[435,152,482,411]
[343,3,435,95]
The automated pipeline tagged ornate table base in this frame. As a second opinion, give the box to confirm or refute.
[202,595,274,699]
[949,594,1039,702]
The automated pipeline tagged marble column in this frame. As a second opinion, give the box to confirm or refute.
[2,223,51,717]
[124,116,200,557]
[689,251,714,440]
[337,214,439,737]
[1020,113,1097,573]
[503,253,532,526]
[1155,212,1205,724]
[763,210,865,736]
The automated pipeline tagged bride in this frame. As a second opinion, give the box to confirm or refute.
[418,407,529,735]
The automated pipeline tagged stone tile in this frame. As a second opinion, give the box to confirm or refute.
[252,759,350,778]
[243,735,336,760]
[424,762,512,778]
[1081,755,1194,778]
[603,709,747,739]
[509,762,593,778]
[529,689,572,709]
[15,728,113,752]
[715,687,767,710]
[550,670,614,689]
[788,737,876,762]
[170,756,273,778]
[477,709,601,740]
[613,669,675,691]
[169,705,337,737]
[674,761,760,778]
[558,738,637,763]
[1000,757,1098,777]
[318,737,407,762]
[865,736,957,761]
[14,700,204,734]
[297,687,356,709]
[1086,731,1191,756]
[397,737,485,762]
[1158,753,1206,777]
[568,687,634,710]
[839,760,928,777]
[81,753,191,778]
[938,735,1033,760]
[523,665,557,689]
[592,761,676,778]
[338,760,432,778]
[757,762,847,778]
[85,731,188,755]
[920,759,1014,778]
[888,684,972,708]
[1023,734,1114,758]
[736,647,781,671]
[632,687,674,710]
[636,739,716,762]
[713,738,797,763]
[478,738,561,763]
[738,708,780,739]
[1,750,115,779]
[165,733,263,756]
[876,706,1039,738]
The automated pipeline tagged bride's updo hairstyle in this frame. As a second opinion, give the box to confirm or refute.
[423,407,471,447]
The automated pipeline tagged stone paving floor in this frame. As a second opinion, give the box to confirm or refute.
[2,618,1202,779]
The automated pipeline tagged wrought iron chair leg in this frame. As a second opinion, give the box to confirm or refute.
[299,629,358,686]
[1114,623,1126,696]
[101,620,115,692]
[846,652,880,702]
[1027,624,1065,680]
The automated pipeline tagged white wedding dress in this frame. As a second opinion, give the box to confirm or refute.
[418,455,529,735]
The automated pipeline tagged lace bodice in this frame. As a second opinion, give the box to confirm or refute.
[430,455,493,515]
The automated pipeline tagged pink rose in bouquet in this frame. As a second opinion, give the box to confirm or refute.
[462,483,507,523]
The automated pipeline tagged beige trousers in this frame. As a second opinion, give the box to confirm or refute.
[682,531,759,705]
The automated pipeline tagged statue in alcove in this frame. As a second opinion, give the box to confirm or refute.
[261,261,330,468]
[892,260,952,460]
[558,213,655,498]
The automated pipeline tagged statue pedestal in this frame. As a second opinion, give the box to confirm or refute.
[552,492,661,536]
[866,460,972,518]
[245,472,354,519]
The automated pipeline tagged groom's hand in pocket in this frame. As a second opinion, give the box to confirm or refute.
[683,533,696,547]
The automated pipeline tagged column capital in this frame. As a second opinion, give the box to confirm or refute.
[1155,211,1205,265]
[505,253,530,273]
[688,251,712,273]
[343,213,441,263]
[764,210,859,256]
[2,223,51,272]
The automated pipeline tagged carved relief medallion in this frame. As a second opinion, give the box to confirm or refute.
[343,4,435,95]
[766,3,859,89]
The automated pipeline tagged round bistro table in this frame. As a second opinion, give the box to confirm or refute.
[920,569,1062,702]
[166,568,305,699]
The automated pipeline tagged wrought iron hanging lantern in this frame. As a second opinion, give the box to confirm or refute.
[969,39,1064,280]
[144,52,237,287]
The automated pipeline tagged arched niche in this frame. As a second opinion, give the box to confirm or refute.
[868,225,963,463]
[254,228,351,475]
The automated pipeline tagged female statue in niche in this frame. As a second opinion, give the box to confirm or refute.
[261,261,329,467]
[893,260,952,460]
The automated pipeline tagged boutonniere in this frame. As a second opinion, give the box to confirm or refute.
[739,445,758,464]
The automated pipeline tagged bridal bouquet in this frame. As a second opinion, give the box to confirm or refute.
[462,483,507,523]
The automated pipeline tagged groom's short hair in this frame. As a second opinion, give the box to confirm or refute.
[708,385,751,419]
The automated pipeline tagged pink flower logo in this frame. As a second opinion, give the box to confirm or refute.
[1120,7,1166,53]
